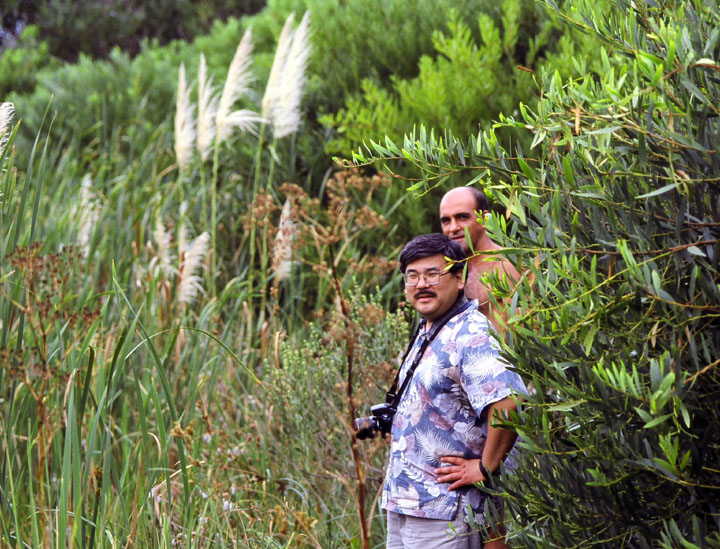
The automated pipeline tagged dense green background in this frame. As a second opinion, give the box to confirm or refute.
[1,0,718,546]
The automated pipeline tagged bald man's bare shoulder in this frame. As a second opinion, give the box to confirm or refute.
[468,253,520,282]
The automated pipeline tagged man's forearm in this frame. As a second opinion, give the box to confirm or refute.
[481,399,518,473]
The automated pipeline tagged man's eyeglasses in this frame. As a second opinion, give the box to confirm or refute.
[403,271,452,286]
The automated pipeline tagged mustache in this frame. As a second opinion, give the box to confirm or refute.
[414,290,436,299]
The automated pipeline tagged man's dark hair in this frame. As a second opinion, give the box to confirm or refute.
[399,233,466,274]
[469,187,489,212]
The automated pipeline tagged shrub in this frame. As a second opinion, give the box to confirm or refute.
[0,0,266,61]
[322,0,611,157]
[0,25,58,100]
[357,0,720,544]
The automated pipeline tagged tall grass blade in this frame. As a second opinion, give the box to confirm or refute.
[111,264,191,514]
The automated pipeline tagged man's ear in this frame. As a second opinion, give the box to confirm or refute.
[455,271,465,291]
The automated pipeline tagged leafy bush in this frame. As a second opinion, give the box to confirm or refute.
[0,25,58,100]
[6,18,251,164]
[357,0,720,545]
[322,0,611,156]
[245,0,487,113]
[7,0,492,163]
[0,0,266,61]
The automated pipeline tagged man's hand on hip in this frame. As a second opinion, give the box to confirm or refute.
[434,456,486,491]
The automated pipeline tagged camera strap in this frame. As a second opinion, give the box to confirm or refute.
[386,295,472,410]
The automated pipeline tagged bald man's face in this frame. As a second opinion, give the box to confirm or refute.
[439,189,485,253]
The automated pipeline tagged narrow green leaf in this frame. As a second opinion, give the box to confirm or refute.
[587,125,622,135]
[548,399,586,411]
[636,183,679,199]
[562,155,574,188]
[583,326,598,356]
[644,413,673,429]
[518,157,534,181]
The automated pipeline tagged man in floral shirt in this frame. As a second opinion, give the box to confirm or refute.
[382,233,526,548]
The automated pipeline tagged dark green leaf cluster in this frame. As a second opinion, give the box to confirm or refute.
[0,0,265,62]
[322,0,610,158]
[4,0,484,183]
[358,0,720,545]
[0,25,58,100]
[248,0,486,115]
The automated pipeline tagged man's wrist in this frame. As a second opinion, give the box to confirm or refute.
[478,461,490,480]
[478,461,497,487]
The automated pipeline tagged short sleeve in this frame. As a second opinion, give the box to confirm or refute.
[457,314,526,417]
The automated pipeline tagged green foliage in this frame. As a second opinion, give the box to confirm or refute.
[246,0,486,113]
[6,18,256,164]
[34,0,144,60]
[264,290,410,545]
[323,0,610,157]
[0,25,58,100]
[6,0,483,158]
[0,0,266,62]
[358,0,720,545]
[321,7,525,151]
[0,93,407,545]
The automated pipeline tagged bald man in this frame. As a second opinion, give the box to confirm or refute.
[439,187,520,331]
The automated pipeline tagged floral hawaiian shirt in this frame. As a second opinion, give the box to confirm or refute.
[381,298,526,522]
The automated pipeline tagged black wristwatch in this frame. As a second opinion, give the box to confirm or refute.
[478,461,496,488]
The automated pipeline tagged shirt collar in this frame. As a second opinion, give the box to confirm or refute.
[418,294,470,339]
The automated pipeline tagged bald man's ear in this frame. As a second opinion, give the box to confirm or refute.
[476,210,490,224]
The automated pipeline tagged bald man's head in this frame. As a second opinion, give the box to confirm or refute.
[439,187,488,253]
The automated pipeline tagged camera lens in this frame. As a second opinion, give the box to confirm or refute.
[353,417,377,440]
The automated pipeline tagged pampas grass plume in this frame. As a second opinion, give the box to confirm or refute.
[197,54,219,162]
[152,216,174,277]
[178,232,210,305]
[174,64,196,173]
[261,13,295,120]
[0,102,14,158]
[272,199,297,282]
[178,201,188,254]
[216,28,263,144]
[271,11,311,139]
[77,175,100,254]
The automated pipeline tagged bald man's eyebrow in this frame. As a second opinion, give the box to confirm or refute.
[444,212,472,219]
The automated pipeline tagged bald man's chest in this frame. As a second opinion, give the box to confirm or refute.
[464,265,492,303]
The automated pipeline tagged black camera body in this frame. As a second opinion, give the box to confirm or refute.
[353,403,396,440]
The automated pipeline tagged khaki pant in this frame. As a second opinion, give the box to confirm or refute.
[386,507,482,549]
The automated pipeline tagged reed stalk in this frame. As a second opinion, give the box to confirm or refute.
[328,244,370,549]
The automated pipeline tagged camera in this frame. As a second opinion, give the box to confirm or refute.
[353,403,396,440]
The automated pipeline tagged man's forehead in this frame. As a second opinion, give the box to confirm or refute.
[405,254,447,271]
[440,188,476,214]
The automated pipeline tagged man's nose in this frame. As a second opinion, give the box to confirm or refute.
[416,275,430,288]
[449,218,460,232]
